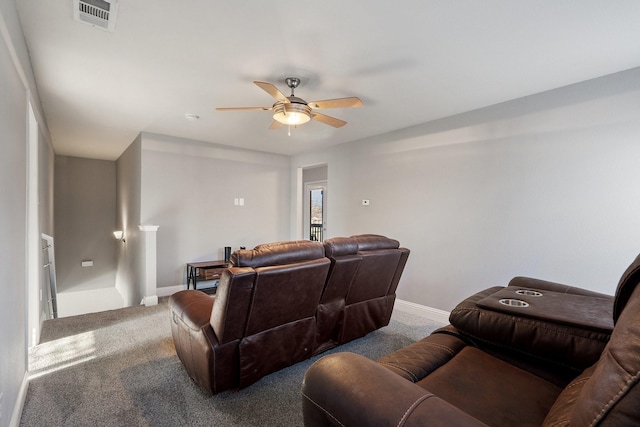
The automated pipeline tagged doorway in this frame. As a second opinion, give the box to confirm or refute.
[304,182,326,241]
[302,165,328,241]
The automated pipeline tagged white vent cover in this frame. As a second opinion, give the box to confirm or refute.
[73,0,118,32]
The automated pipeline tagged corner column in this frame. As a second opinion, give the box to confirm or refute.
[139,225,159,306]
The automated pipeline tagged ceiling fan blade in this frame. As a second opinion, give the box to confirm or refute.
[308,97,362,109]
[268,120,283,130]
[216,106,272,111]
[312,112,347,128]
[254,81,290,103]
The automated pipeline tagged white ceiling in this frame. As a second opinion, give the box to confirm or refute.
[16,1,640,160]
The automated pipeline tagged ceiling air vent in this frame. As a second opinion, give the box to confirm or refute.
[73,0,119,32]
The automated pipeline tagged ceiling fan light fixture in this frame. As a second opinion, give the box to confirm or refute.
[273,103,311,126]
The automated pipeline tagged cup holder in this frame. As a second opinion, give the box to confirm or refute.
[515,289,543,297]
[499,298,530,307]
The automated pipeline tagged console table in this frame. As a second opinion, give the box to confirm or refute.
[186,260,229,291]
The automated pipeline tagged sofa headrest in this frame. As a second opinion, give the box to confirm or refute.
[613,253,640,323]
[230,240,325,268]
[351,234,400,252]
[323,237,358,257]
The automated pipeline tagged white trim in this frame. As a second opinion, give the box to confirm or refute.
[142,295,158,307]
[138,225,159,307]
[393,298,450,325]
[156,284,185,297]
[0,10,52,148]
[9,372,29,427]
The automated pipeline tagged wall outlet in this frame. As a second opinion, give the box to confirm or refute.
[362,199,370,206]
[81,260,93,267]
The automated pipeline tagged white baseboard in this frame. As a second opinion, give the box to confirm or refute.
[156,284,185,298]
[156,282,219,298]
[10,371,29,427]
[393,298,450,325]
[143,295,158,306]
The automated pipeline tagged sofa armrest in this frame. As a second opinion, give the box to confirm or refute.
[508,276,613,299]
[168,290,214,330]
[450,286,611,373]
[302,352,488,427]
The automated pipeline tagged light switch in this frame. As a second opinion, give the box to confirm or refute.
[81,260,93,267]
[362,199,370,206]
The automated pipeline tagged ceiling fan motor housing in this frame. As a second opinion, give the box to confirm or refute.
[285,77,301,91]
[273,100,312,125]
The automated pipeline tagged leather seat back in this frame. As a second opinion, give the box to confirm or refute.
[230,240,331,388]
[315,237,362,354]
[339,234,410,343]
[543,254,640,426]
[209,267,255,345]
[348,234,410,303]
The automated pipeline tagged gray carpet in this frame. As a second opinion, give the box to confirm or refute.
[20,298,443,427]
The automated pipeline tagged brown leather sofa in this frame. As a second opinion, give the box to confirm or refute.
[169,235,409,394]
[302,254,640,426]
[315,234,410,354]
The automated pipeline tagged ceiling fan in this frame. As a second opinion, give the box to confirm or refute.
[216,77,362,130]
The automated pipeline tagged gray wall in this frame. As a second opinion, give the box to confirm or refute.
[115,135,143,306]
[303,165,327,183]
[35,117,55,335]
[0,1,54,425]
[138,133,291,289]
[292,67,640,311]
[0,18,28,427]
[54,156,117,292]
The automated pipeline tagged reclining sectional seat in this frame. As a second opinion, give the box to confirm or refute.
[338,234,410,343]
[170,240,330,394]
[170,235,410,395]
[302,254,640,426]
[314,234,410,354]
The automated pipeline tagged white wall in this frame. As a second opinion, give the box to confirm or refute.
[139,133,291,289]
[0,1,54,425]
[292,68,640,312]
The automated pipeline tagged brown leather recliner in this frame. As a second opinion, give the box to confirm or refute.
[302,254,640,426]
[170,240,330,394]
[169,235,410,395]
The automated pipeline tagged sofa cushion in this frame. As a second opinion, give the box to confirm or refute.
[351,234,400,251]
[418,347,562,427]
[323,236,358,257]
[231,240,324,268]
